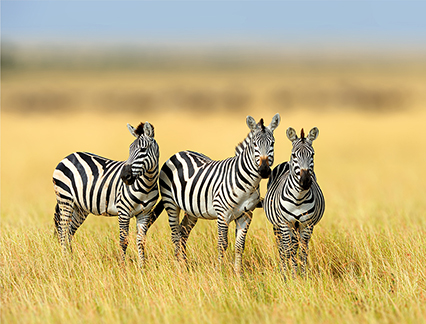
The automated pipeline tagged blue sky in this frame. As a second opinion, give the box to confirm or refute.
[2,1,426,48]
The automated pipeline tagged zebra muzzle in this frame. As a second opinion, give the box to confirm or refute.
[299,169,312,190]
[120,164,136,186]
[259,157,271,179]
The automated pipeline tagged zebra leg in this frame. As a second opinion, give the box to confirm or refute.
[217,217,230,267]
[146,200,164,230]
[165,203,183,261]
[273,225,284,272]
[118,214,131,265]
[53,203,61,240]
[136,204,165,266]
[180,212,198,262]
[290,227,299,277]
[234,211,252,276]
[57,198,74,254]
[274,224,293,279]
[69,208,88,240]
[299,225,313,277]
[136,213,151,268]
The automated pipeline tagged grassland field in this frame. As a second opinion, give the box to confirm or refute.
[1,68,426,323]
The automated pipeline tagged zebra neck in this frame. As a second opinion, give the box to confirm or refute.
[234,143,262,188]
[132,167,159,190]
[286,174,312,201]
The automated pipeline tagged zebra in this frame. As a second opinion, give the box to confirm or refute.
[158,114,280,274]
[263,127,325,278]
[52,121,160,267]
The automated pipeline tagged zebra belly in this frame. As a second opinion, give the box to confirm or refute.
[90,194,156,218]
[177,194,217,220]
[183,190,259,222]
[225,190,260,223]
[186,208,217,220]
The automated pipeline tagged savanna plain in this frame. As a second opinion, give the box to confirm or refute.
[1,62,426,323]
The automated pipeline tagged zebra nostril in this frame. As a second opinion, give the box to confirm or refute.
[120,164,136,185]
[299,169,312,190]
[260,166,271,179]
[259,158,271,178]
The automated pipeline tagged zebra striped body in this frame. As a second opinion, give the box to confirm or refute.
[264,127,325,278]
[159,114,280,274]
[53,122,160,266]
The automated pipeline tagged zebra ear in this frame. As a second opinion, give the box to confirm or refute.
[246,116,257,131]
[307,127,319,142]
[268,113,281,132]
[143,122,155,138]
[286,127,298,142]
[127,124,138,138]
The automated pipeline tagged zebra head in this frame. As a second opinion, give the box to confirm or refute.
[120,122,159,186]
[286,127,319,190]
[246,113,281,179]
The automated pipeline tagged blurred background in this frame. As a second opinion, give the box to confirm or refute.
[3,1,426,117]
[1,1,426,217]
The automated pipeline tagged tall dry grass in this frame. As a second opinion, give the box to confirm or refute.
[1,68,426,323]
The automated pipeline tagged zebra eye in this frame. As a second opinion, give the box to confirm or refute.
[292,153,296,158]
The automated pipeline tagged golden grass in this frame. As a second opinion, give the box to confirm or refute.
[2,70,426,323]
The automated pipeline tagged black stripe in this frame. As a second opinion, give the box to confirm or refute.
[188,165,205,215]
[53,178,71,194]
[77,152,101,211]
[67,154,88,209]
[56,161,79,205]
[171,154,187,209]
[96,162,122,214]
[105,171,120,209]
[181,153,195,179]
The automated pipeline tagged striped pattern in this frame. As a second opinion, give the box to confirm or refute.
[158,114,280,274]
[264,127,325,278]
[53,122,160,266]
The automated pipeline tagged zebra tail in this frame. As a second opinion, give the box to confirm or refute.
[53,204,60,239]
[154,200,164,217]
[147,200,165,228]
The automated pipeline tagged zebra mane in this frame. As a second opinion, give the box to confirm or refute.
[300,128,305,142]
[235,119,265,155]
[259,118,265,132]
[135,123,145,136]
[235,131,253,156]
[134,122,155,137]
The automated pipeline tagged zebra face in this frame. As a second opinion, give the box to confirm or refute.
[247,114,281,179]
[286,127,319,190]
[121,122,159,185]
